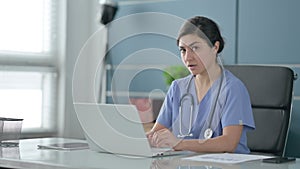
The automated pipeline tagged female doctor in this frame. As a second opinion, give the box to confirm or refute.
[147,16,255,154]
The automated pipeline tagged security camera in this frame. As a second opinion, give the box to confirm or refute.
[99,0,118,25]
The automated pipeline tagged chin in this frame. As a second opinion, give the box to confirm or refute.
[190,72,198,77]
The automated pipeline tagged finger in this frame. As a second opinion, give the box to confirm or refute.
[156,130,181,148]
[153,131,168,144]
[146,130,154,138]
[153,134,169,148]
[151,132,159,146]
[156,138,172,148]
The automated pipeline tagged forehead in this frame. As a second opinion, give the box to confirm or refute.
[178,34,207,47]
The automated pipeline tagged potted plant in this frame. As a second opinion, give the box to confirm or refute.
[163,65,190,86]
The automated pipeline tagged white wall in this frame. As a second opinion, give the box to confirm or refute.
[62,0,104,138]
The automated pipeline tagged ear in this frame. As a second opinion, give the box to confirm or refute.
[213,41,220,54]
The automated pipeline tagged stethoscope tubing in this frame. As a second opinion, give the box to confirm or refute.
[178,66,224,139]
[178,78,194,138]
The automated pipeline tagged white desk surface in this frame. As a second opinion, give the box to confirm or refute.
[0,137,298,169]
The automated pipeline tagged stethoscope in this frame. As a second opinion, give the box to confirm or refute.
[177,67,224,139]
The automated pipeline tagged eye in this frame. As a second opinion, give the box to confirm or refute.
[191,45,199,52]
[179,47,186,54]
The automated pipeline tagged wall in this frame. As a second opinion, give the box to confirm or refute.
[106,0,237,104]
[63,0,102,139]
[64,0,300,156]
[105,0,300,156]
[237,0,300,157]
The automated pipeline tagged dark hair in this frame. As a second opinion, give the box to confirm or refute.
[177,16,224,54]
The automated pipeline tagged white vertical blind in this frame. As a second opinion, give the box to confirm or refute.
[0,0,56,55]
[0,0,62,134]
[0,67,57,129]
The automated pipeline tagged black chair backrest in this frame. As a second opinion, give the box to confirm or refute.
[225,65,295,156]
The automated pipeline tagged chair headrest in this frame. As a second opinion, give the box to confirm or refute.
[225,65,294,109]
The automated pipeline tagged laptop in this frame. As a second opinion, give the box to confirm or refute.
[74,103,186,157]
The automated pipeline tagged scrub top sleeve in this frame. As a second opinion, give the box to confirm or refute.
[221,80,255,130]
[156,81,178,129]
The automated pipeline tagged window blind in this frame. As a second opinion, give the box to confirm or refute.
[0,0,62,135]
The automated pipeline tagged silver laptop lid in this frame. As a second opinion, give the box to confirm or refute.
[74,103,154,157]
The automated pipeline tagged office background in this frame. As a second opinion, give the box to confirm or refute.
[64,0,300,157]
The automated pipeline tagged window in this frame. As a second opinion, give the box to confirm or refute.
[0,67,57,130]
[0,0,55,54]
[0,0,64,135]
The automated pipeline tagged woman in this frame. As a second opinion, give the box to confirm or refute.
[147,16,255,154]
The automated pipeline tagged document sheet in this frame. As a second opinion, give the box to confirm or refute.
[184,153,271,164]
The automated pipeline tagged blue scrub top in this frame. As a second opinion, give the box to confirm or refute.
[156,69,255,154]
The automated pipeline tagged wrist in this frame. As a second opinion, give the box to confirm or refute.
[173,139,184,151]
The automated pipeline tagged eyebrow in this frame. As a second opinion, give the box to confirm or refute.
[178,41,202,48]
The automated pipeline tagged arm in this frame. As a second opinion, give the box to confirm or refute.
[174,125,243,153]
[151,125,243,153]
[150,122,166,132]
[146,122,166,137]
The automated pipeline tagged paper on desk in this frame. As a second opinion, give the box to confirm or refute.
[38,142,89,151]
[184,153,270,164]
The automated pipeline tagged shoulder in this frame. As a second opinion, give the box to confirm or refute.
[222,69,250,97]
[171,75,193,89]
[224,69,247,89]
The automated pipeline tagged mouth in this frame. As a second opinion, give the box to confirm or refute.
[188,64,197,68]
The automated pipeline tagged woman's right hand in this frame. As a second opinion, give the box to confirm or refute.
[146,122,166,147]
[146,130,155,147]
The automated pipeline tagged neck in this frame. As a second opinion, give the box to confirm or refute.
[195,64,222,87]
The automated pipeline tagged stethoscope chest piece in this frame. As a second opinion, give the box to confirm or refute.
[204,128,213,139]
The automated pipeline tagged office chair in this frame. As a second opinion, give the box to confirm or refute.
[225,65,296,156]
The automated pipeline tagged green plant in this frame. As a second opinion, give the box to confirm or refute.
[163,65,190,86]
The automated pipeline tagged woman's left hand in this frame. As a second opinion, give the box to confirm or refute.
[151,128,181,149]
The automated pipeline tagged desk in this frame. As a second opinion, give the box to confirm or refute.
[0,138,298,169]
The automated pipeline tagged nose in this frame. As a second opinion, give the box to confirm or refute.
[183,48,195,61]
